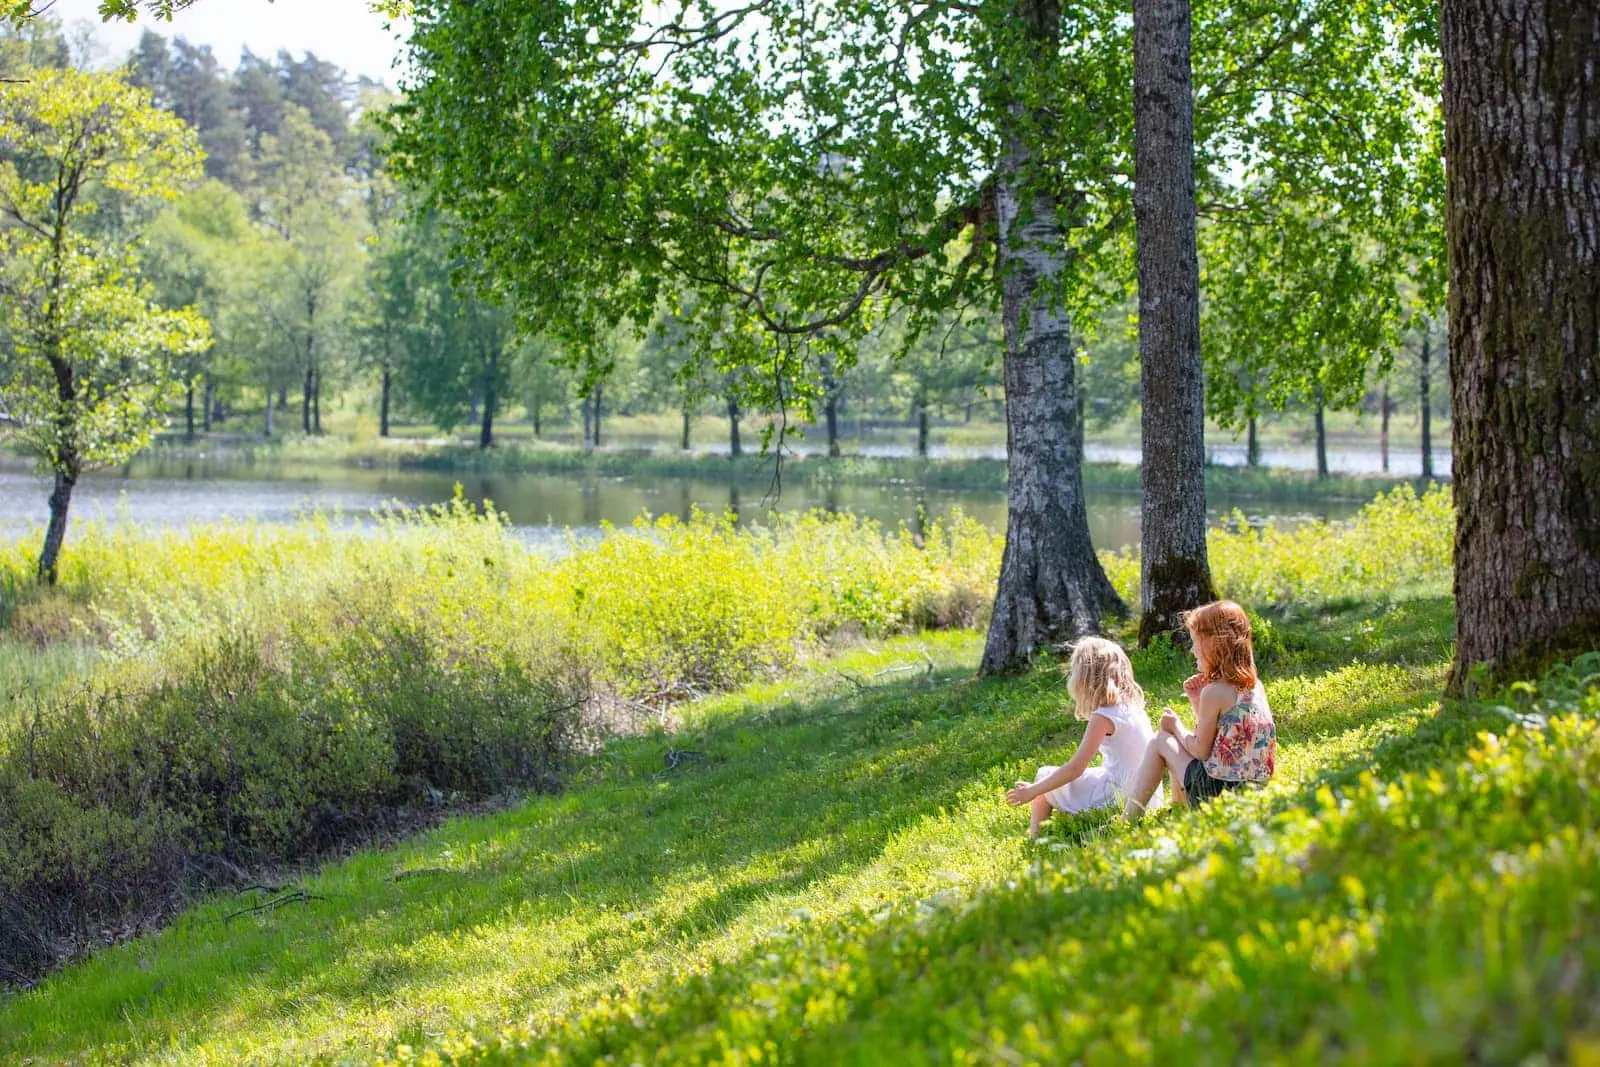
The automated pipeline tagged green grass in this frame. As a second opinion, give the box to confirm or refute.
[0,596,1518,1065]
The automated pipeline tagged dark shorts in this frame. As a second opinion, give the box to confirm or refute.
[1184,759,1245,808]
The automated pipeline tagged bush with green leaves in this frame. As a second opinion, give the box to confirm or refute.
[0,603,578,979]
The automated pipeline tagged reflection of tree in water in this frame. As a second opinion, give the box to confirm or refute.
[581,480,601,527]
[727,483,741,522]
[677,481,694,524]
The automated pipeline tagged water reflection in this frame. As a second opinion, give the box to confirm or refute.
[0,457,1370,554]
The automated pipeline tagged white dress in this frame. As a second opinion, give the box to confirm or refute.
[1033,702,1164,813]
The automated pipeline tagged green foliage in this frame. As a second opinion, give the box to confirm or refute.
[0,67,210,475]
[0,603,580,979]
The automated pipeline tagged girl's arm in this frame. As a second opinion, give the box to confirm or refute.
[1007,715,1114,804]
[1176,686,1228,760]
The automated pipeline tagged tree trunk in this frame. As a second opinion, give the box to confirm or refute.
[202,375,215,432]
[581,393,594,453]
[265,379,275,437]
[1419,329,1434,480]
[211,389,224,426]
[727,393,742,458]
[1441,0,1600,694]
[1246,414,1260,467]
[37,467,76,585]
[184,380,196,441]
[277,387,287,412]
[823,362,842,458]
[312,369,322,434]
[592,381,603,447]
[681,404,691,450]
[531,397,542,437]
[916,403,930,458]
[1313,383,1328,477]
[478,349,497,449]
[379,366,392,438]
[1133,0,1215,644]
[980,0,1124,674]
[302,362,313,435]
[1380,379,1391,473]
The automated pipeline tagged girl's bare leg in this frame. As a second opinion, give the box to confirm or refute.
[1123,734,1192,821]
[1029,795,1052,840]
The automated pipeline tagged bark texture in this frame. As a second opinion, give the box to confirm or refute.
[1420,330,1434,479]
[38,468,75,585]
[980,0,1123,673]
[1442,0,1600,693]
[1133,0,1215,645]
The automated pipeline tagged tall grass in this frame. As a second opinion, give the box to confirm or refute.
[0,484,1453,986]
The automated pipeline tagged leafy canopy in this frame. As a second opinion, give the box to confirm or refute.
[0,67,209,472]
[390,0,1440,425]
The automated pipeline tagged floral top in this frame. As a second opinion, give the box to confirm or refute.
[1203,684,1276,783]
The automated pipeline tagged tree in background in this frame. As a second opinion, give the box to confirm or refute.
[382,208,514,448]
[253,106,366,434]
[143,180,260,436]
[1440,0,1599,693]
[0,68,209,582]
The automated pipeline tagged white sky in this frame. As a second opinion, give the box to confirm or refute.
[46,0,410,85]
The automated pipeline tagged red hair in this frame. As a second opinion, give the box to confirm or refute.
[1184,600,1258,690]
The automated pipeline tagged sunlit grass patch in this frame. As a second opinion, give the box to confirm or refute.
[0,602,1490,1065]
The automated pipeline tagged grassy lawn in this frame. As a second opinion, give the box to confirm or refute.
[0,597,1490,1064]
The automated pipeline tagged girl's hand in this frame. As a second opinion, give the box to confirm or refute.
[1006,782,1036,806]
[1160,709,1180,734]
[1182,673,1206,699]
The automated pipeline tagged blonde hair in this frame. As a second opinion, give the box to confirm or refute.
[1184,600,1259,690]
[1066,637,1144,721]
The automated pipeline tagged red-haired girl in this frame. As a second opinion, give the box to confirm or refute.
[1122,600,1276,820]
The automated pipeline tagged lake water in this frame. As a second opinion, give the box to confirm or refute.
[0,457,1370,554]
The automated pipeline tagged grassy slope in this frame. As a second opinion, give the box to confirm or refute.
[0,598,1483,1065]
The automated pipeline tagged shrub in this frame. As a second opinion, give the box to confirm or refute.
[0,604,579,980]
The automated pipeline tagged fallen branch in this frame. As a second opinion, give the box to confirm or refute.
[223,887,324,924]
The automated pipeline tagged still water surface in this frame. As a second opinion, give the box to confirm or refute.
[0,456,1369,553]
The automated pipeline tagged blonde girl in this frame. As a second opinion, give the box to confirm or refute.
[1006,637,1161,838]
[1122,600,1277,820]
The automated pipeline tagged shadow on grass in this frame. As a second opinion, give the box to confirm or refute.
[0,598,1457,1062]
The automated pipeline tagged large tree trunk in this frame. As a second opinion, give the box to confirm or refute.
[265,378,275,437]
[312,369,322,435]
[1313,383,1328,477]
[276,387,287,413]
[980,0,1123,673]
[727,393,743,458]
[680,404,691,450]
[916,402,930,458]
[202,375,215,432]
[1441,0,1600,694]
[1133,0,1215,645]
[581,393,594,453]
[1419,328,1434,480]
[184,380,196,441]
[379,366,392,438]
[592,381,603,447]
[37,467,76,585]
[1246,414,1260,467]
